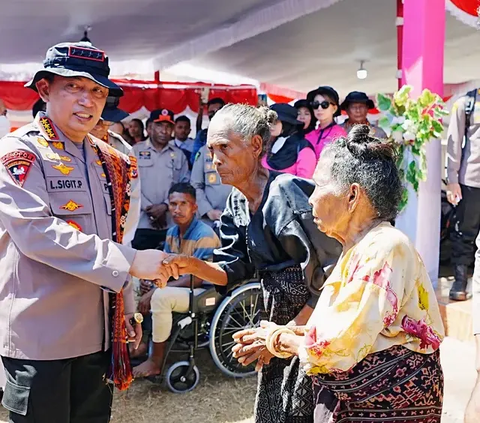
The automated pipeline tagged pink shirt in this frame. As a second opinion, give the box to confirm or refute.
[262,147,317,179]
[306,124,347,159]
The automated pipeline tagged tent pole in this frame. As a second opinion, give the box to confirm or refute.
[397,0,404,90]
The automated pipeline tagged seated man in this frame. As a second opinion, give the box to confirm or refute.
[133,183,220,377]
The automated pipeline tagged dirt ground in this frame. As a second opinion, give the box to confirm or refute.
[0,350,257,423]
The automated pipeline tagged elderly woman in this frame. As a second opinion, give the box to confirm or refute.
[162,104,341,423]
[232,125,445,423]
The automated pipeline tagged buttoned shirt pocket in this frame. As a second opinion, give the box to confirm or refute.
[165,154,184,181]
[48,191,94,234]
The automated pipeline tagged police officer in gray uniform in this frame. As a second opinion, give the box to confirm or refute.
[0,42,169,423]
[91,95,133,156]
[132,109,189,250]
[446,89,480,301]
[191,145,231,225]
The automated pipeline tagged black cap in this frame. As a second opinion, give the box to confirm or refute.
[101,96,129,122]
[306,86,341,117]
[270,103,303,126]
[25,42,122,97]
[340,91,375,110]
[150,109,175,125]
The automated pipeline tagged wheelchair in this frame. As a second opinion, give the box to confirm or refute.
[152,276,263,393]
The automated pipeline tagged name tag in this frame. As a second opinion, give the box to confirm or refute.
[48,178,84,191]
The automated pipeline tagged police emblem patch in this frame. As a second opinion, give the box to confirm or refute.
[60,200,83,212]
[1,150,36,187]
[139,151,151,159]
[66,220,83,231]
[52,163,74,175]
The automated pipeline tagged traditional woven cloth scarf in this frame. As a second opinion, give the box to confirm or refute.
[89,136,134,391]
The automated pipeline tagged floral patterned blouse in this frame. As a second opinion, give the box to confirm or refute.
[299,222,445,375]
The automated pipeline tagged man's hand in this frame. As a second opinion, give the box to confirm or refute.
[446,183,462,206]
[125,313,142,350]
[146,204,168,220]
[207,209,223,221]
[130,250,169,284]
[138,289,155,315]
[139,279,153,295]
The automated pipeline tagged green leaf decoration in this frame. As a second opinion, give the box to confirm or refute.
[377,93,392,112]
[378,116,391,130]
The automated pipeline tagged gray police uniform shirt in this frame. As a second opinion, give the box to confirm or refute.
[446,93,480,189]
[133,139,189,229]
[0,112,140,360]
[107,130,134,156]
[340,120,387,139]
[191,145,232,218]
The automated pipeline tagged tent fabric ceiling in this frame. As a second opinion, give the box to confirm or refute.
[0,0,479,96]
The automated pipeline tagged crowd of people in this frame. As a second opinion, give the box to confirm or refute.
[0,38,480,423]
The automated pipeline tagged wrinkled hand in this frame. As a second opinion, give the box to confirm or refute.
[130,250,169,286]
[125,313,142,350]
[446,183,462,206]
[161,253,195,282]
[138,289,155,315]
[207,209,223,221]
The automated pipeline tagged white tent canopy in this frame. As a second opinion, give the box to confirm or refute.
[0,0,479,95]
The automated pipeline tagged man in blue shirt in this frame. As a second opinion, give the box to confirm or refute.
[133,183,220,378]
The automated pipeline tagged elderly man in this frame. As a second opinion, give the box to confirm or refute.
[0,42,168,423]
[340,91,387,139]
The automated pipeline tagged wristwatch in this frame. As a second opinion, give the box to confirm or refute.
[133,312,144,324]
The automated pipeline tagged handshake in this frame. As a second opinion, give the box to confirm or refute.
[129,250,193,288]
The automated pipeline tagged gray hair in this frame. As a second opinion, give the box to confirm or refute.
[322,124,403,221]
[211,104,277,156]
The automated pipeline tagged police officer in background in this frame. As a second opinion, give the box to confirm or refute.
[0,42,169,423]
[91,95,133,156]
[132,108,189,250]
[446,89,480,301]
[191,144,231,226]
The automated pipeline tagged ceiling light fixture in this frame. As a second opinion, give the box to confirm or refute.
[357,61,368,80]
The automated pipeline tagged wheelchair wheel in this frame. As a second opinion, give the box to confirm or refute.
[209,282,262,378]
[165,361,200,393]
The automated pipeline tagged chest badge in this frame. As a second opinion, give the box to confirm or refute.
[52,163,75,175]
[96,159,103,166]
[60,200,83,212]
[46,153,72,162]
[52,142,65,150]
[139,151,151,159]
[37,138,49,148]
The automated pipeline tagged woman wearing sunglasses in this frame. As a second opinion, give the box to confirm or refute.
[305,86,346,160]
[262,103,317,179]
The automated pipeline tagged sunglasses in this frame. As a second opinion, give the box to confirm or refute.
[311,100,335,110]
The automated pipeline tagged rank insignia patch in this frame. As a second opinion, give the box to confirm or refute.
[1,150,36,187]
[52,163,74,175]
[60,200,83,212]
[39,117,59,140]
[66,220,83,231]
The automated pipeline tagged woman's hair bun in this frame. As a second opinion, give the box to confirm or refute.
[345,124,396,160]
